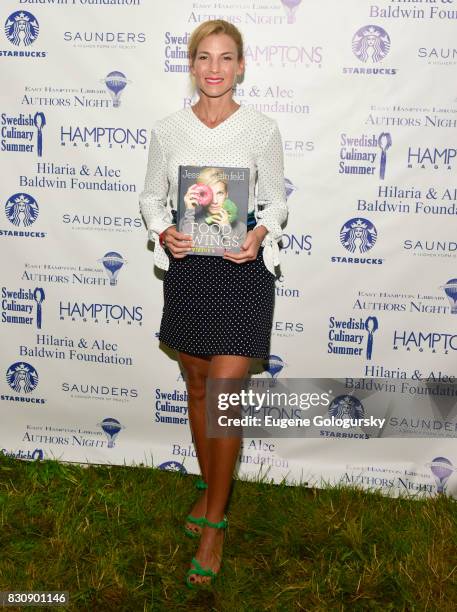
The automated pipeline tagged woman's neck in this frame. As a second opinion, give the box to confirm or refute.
[192,95,240,127]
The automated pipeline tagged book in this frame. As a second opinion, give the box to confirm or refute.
[176,165,250,256]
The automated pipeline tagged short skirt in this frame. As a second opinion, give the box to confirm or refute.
[158,247,275,359]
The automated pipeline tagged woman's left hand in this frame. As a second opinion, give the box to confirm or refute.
[223,226,268,264]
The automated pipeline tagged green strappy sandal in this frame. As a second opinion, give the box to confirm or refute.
[185,516,228,588]
[184,478,208,538]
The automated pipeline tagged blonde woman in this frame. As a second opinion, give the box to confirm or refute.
[139,19,287,587]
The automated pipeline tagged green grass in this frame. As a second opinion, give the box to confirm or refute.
[0,453,456,611]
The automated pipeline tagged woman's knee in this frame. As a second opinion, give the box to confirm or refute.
[179,353,209,401]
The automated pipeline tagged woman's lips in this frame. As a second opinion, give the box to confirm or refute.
[205,78,224,84]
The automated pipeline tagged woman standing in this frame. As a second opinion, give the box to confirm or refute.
[139,19,287,587]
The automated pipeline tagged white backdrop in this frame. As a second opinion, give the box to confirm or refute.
[1,0,457,498]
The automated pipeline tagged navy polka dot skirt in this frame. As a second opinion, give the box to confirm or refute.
[159,246,275,359]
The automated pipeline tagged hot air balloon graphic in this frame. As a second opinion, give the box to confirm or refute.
[104,71,129,107]
[284,177,297,201]
[264,354,285,378]
[99,417,124,448]
[427,457,456,494]
[98,252,126,286]
[280,0,302,23]
[441,278,457,314]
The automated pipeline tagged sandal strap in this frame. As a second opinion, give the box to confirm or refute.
[204,515,228,529]
[186,514,206,526]
[187,557,216,579]
[195,478,208,490]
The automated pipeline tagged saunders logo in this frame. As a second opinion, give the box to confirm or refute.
[5,11,39,47]
[5,193,39,226]
[340,218,377,254]
[6,361,38,393]
[352,25,391,63]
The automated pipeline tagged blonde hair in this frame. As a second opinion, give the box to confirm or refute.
[188,19,244,65]
[197,167,228,192]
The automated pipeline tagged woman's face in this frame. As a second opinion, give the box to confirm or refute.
[190,33,244,98]
[208,181,227,213]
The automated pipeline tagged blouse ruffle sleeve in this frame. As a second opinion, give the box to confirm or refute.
[139,127,174,242]
[255,121,288,250]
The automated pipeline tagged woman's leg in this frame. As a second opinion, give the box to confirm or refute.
[178,352,211,533]
[188,354,251,585]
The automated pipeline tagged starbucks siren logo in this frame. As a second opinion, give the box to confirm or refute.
[5,193,39,227]
[340,218,378,254]
[352,25,390,63]
[5,11,39,47]
[6,362,39,393]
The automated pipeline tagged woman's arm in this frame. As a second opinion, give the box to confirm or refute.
[255,121,288,241]
[139,127,174,242]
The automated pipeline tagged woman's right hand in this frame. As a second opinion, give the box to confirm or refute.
[161,225,193,258]
[184,184,200,210]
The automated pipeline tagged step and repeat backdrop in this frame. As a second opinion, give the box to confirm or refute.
[1,0,457,498]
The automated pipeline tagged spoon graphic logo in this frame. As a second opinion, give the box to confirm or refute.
[99,417,124,448]
[427,457,456,494]
[441,278,457,314]
[340,218,378,254]
[98,252,126,286]
[352,25,391,63]
[33,287,45,329]
[4,11,39,47]
[364,316,378,360]
[6,362,39,394]
[5,193,39,227]
[378,132,392,180]
[33,112,46,157]
[280,0,302,24]
[104,71,129,107]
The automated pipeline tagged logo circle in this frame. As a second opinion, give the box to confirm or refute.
[5,11,39,47]
[352,25,391,63]
[158,461,187,474]
[5,193,39,227]
[329,395,364,420]
[6,362,39,394]
[340,217,377,253]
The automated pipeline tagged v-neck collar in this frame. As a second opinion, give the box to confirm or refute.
[188,104,244,130]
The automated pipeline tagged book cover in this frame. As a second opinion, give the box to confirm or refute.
[176,165,250,256]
